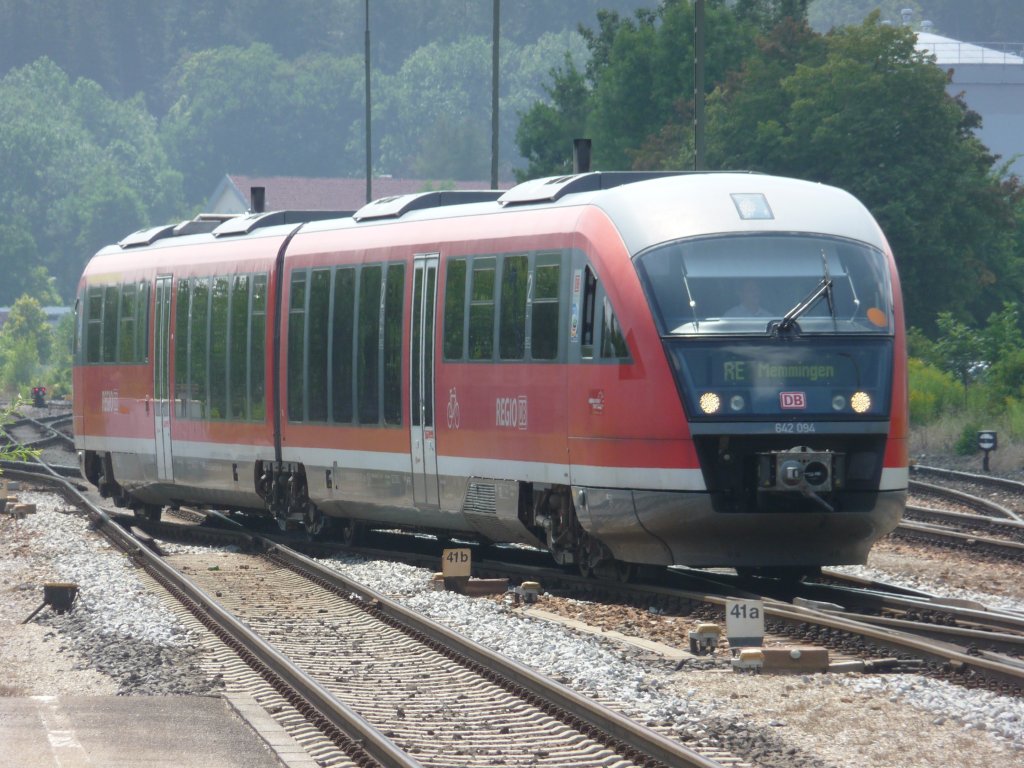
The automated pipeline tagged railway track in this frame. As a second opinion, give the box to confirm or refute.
[124,506,1024,700]
[911,464,1024,520]
[5,425,1022,730]
[4,459,748,768]
[903,469,1024,559]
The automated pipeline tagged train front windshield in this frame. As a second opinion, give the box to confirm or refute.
[636,234,893,336]
[636,234,895,421]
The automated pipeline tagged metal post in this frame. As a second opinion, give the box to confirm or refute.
[364,0,372,203]
[491,0,500,189]
[693,0,705,171]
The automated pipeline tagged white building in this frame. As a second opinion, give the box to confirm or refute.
[916,31,1024,177]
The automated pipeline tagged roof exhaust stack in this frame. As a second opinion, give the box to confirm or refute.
[573,138,592,174]
[250,186,266,213]
[901,8,913,25]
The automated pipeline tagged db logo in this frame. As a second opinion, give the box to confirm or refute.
[780,392,806,409]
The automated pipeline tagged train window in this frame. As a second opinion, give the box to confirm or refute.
[308,269,332,423]
[209,277,229,420]
[190,278,210,418]
[600,295,630,359]
[85,286,104,363]
[383,263,405,425]
[531,258,560,360]
[73,295,82,362]
[228,275,249,420]
[102,285,119,362]
[357,266,382,424]
[137,281,150,362]
[499,255,528,360]
[174,279,190,416]
[251,274,267,420]
[443,259,467,360]
[580,267,597,358]
[579,266,630,362]
[331,268,355,423]
[636,234,893,335]
[118,283,137,363]
[287,271,307,422]
[468,257,495,360]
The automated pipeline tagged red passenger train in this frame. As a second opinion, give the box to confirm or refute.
[73,171,907,577]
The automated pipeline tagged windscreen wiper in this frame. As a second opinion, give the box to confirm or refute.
[681,265,699,331]
[777,251,834,333]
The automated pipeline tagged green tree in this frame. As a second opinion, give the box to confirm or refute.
[705,16,1023,330]
[978,302,1024,365]
[46,312,75,399]
[162,44,368,201]
[933,311,982,395]
[0,221,60,306]
[0,58,184,300]
[514,57,590,180]
[515,0,755,176]
[2,295,52,364]
[585,1,752,170]
[0,336,41,396]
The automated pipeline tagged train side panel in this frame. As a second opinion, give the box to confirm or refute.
[75,234,283,510]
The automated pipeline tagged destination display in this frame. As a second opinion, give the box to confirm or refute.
[669,338,894,419]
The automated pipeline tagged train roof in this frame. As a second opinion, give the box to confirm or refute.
[99,171,887,263]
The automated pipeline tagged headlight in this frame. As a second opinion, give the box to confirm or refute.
[832,395,846,411]
[850,391,871,413]
[699,392,721,414]
[729,394,746,412]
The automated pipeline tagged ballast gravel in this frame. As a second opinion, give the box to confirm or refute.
[1,491,218,697]
[1,491,1022,768]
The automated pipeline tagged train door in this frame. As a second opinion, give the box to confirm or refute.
[153,275,174,481]
[410,254,440,505]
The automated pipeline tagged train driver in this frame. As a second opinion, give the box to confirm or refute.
[724,279,770,317]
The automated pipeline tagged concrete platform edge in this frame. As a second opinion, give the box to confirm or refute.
[223,692,321,768]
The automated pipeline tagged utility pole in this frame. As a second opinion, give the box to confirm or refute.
[364,0,372,203]
[693,0,705,171]
[491,0,500,189]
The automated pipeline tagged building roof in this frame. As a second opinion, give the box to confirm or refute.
[916,32,1024,66]
[207,174,509,214]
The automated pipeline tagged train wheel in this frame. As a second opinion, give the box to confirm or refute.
[613,560,636,583]
[136,504,162,522]
[575,534,605,579]
[339,519,364,547]
[576,530,622,580]
[303,506,325,539]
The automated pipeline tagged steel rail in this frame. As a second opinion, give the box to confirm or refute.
[760,599,1024,690]
[263,538,729,768]
[909,478,1022,521]
[896,517,1024,559]
[914,463,1024,497]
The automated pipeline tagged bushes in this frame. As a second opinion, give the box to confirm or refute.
[907,357,961,425]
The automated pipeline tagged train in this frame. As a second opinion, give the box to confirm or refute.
[73,171,907,578]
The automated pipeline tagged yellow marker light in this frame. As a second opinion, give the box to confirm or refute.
[850,391,871,413]
[699,392,721,414]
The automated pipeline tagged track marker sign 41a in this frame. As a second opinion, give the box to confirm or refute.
[725,599,765,647]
